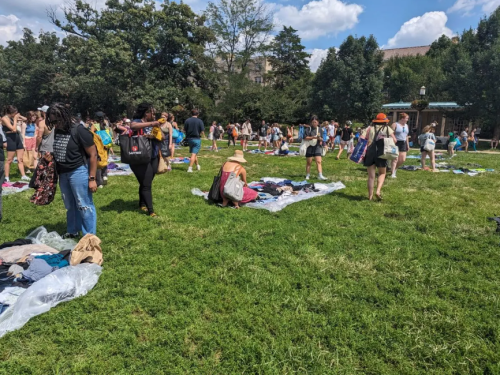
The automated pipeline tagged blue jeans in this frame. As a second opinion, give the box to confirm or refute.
[0,161,4,222]
[59,165,97,235]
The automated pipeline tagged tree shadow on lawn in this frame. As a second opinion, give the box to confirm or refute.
[100,199,139,213]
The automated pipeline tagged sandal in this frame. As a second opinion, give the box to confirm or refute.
[140,206,148,212]
[149,213,159,218]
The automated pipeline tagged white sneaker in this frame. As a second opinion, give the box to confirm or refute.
[197,164,201,171]
[391,174,397,179]
[305,174,310,180]
[4,177,9,183]
[318,174,328,181]
[21,175,30,181]
[103,176,108,181]
[187,167,193,173]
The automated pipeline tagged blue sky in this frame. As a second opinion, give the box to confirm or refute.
[0,0,498,71]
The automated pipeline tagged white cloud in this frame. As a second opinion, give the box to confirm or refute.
[308,48,328,72]
[274,0,363,40]
[448,0,500,15]
[386,12,453,49]
[0,14,23,45]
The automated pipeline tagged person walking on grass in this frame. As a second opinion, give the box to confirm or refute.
[460,127,469,152]
[304,116,328,181]
[336,121,353,160]
[227,123,236,147]
[1,106,29,182]
[363,113,396,201]
[184,109,204,173]
[469,128,478,152]
[418,125,438,172]
[210,121,219,152]
[390,113,410,178]
[241,119,252,152]
[258,120,269,151]
[48,103,98,236]
[0,127,6,222]
[328,120,336,149]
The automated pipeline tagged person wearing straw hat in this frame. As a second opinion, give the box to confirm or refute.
[219,150,258,208]
[363,113,397,201]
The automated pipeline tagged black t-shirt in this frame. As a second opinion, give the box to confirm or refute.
[0,130,5,162]
[259,125,269,137]
[341,127,353,142]
[54,125,95,174]
[184,117,205,139]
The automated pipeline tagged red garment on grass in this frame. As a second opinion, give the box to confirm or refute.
[219,171,258,204]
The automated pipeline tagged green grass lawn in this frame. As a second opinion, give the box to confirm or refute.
[1,142,500,374]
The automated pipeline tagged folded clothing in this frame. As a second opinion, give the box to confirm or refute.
[22,258,56,282]
[0,244,58,264]
[35,253,70,268]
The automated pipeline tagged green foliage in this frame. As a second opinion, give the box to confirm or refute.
[310,36,384,124]
[443,8,500,138]
[411,99,430,112]
[205,0,273,73]
[1,144,500,373]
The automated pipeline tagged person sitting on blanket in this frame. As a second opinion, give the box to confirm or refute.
[220,150,258,209]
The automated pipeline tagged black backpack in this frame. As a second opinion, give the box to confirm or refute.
[213,126,221,139]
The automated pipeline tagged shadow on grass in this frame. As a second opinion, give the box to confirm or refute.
[335,192,366,202]
[101,199,139,213]
[24,222,68,236]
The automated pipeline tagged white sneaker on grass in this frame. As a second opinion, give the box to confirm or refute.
[187,167,193,173]
[391,174,397,179]
[197,164,201,171]
[21,175,30,181]
[318,174,328,181]
[305,174,310,180]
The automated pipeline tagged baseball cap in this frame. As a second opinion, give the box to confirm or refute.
[37,105,49,113]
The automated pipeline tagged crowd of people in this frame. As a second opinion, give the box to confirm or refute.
[0,102,488,234]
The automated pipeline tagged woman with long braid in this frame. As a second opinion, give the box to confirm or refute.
[129,103,162,217]
[48,103,98,237]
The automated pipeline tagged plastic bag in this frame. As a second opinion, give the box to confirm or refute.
[26,226,77,251]
[0,264,102,338]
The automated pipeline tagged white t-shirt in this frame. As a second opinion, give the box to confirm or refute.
[328,124,336,137]
[242,122,252,135]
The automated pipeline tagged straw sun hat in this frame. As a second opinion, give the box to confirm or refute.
[227,150,247,163]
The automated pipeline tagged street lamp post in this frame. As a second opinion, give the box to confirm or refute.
[416,86,426,133]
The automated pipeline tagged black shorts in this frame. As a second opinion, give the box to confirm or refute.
[306,144,322,158]
[5,132,23,152]
[363,146,387,168]
[396,140,408,152]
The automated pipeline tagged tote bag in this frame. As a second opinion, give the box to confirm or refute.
[157,151,168,174]
[378,127,399,160]
[208,164,225,202]
[223,166,244,202]
[423,137,436,152]
[119,134,152,165]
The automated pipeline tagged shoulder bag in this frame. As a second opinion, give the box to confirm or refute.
[379,126,399,160]
[157,151,168,174]
[208,163,224,202]
[223,165,244,202]
[350,126,370,164]
[423,136,436,152]
[119,128,152,165]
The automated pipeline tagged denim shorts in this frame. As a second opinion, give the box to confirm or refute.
[188,138,201,154]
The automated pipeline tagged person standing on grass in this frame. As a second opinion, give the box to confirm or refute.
[241,119,252,152]
[210,121,219,152]
[327,120,336,149]
[0,127,6,222]
[460,127,469,152]
[304,116,328,181]
[48,103,98,236]
[390,113,410,179]
[491,137,498,150]
[1,106,29,182]
[129,103,162,217]
[418,125,438,172]
[448,131,458,157]
[258,120,269,151]
[287,125,294,143]
[184,109,204,173]
[23,111,39,171]
[469,128,478,152]
[336,121,353,160]
[227,123,236,147]
[363,113,396,201]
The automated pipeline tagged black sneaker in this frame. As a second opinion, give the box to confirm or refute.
[62,233,79,239]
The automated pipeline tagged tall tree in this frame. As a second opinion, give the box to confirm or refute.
[310,35,384,124]
[444,7,500,138]
[205,0,273,73]
[267,26,310,89]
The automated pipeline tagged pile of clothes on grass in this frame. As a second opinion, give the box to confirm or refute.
[1,181,30,196]
[0,227,103,337]
[247,149,300,156]
[192,177,345,213]
[400,162,495,176]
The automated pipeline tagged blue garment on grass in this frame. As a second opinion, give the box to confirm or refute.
[35,254,69,269]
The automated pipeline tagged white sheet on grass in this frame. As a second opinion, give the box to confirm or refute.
[192,181,345,213]
[0,264,102,338]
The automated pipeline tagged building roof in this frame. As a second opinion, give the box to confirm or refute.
[382,46,431,60]
[382,102,463,110]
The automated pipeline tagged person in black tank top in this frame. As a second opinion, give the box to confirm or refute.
[1,105,28,182]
